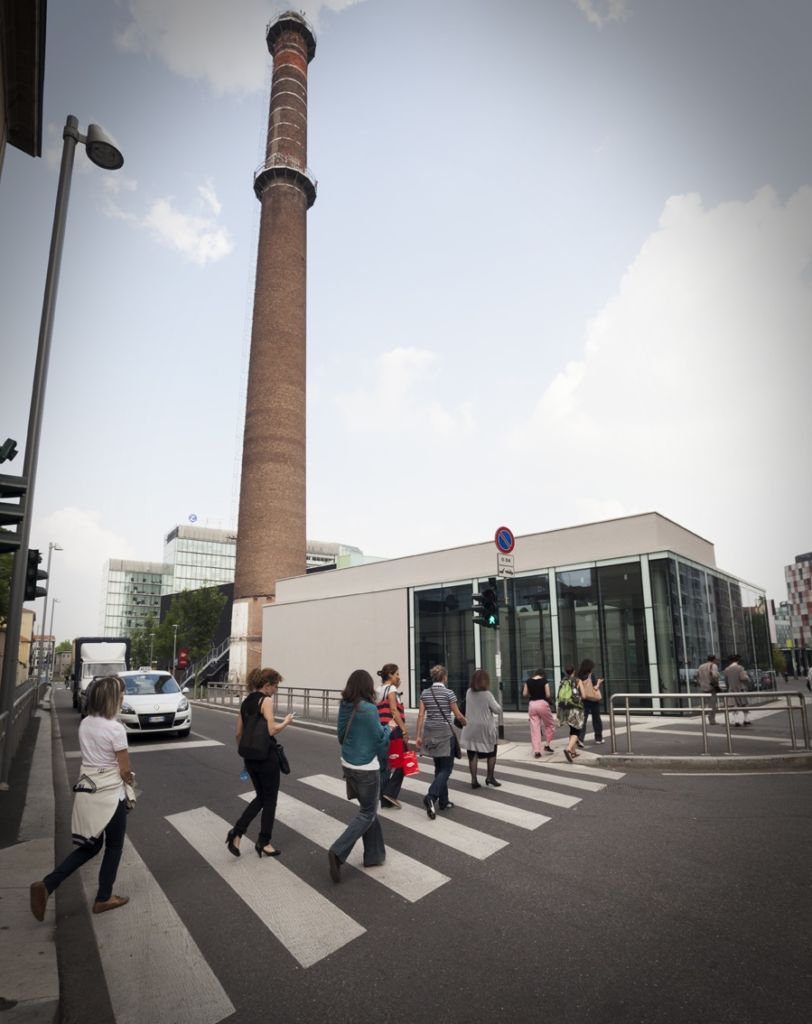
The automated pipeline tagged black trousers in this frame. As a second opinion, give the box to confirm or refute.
[234,754,281,846]
[44,798,128,902]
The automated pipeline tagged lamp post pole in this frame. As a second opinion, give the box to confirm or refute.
[40,542,63,683]
[47,598,60,679]
[149,633,156,669]
[172,623,179,675]
[0,116,123,787]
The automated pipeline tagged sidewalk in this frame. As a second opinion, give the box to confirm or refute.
[0,692,59,1023]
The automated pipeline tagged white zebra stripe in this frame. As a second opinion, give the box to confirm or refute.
[399,777,550,830]
[239,790,450,902]
[81,836,235,1024]
[493,763,606,792]
[299,774,507,860]
[166,806,365,968]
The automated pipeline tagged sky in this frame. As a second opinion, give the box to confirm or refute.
[1,0,810,643]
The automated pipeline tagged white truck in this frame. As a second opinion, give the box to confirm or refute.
[71,636,131,712]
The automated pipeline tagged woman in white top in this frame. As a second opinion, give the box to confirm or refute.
[30,676,133,921]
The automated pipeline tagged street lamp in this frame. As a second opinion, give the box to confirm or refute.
[0,115,124,787]
[149,633,156,669]
[172,623,179,675]
[40,541,63,682]
[47,598,60,679]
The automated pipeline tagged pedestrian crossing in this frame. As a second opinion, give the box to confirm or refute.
[78,756,624,1021]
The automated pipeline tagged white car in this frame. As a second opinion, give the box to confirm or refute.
[118,670,192,738]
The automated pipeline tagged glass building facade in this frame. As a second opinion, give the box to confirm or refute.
[103,560,165,634]
[162,526,237,595]
[410,553,771,709]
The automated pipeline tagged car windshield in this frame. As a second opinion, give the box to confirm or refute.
[122,673,181,696]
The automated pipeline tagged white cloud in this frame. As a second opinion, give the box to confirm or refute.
[29,508,138,641]
[102,173,138,195]
[102,180,233,266]
[573,0,632,30]
[115,0,369,95]
[506,185,812,594]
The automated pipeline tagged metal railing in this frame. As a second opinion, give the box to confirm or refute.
[608,691,810,756]
[0,677,47,786]
[196,684,344,725]
[185,638,230,688]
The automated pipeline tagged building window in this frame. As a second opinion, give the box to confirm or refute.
[413,585,476,699]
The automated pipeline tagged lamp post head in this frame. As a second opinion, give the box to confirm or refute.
[85,124,124,170]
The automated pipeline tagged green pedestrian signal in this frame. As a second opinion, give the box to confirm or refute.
[473,577,499,629]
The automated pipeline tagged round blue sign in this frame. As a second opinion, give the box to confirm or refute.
[494,526,515,553]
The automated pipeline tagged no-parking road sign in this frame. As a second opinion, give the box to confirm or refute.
[494,526,515,554]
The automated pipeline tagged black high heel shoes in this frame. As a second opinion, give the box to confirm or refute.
[255,842,282,858]
[225,829,241,857]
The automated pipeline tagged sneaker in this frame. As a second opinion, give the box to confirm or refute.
[576,740,585,749]
[439,802,455,811]
[423,795,436,820]
[543,746,555,753]
[595,739,605,744]
[534,752,542,758]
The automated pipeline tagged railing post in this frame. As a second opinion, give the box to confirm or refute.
[609,697,617,754]
[786,693,798,750]
[799,694,810,750]
[700,693,709,755]
[721,694,733,753]
[625,697,632,754]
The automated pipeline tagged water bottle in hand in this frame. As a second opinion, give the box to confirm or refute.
[239,768,249,781]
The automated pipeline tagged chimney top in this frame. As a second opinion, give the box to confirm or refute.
[266,11,317,61]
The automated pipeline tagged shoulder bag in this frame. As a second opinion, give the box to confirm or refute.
[581,676,602,702]
[428,687,461,759]
[237,697,274,761]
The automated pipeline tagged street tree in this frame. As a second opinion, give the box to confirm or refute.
[158,586,226,670]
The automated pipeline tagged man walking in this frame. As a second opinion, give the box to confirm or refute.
[724,654,751,726]
[696,654,721,724]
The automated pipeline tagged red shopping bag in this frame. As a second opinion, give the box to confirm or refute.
[387,737,405,769]
[402,749,419,776]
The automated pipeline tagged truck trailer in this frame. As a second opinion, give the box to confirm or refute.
[71,636,131,711]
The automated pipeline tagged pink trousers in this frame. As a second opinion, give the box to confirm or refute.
[528,699,555,752]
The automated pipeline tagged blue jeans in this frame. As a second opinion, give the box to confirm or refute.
[428,756,455,808]
[44,798,128,902]
[330,768,386,867]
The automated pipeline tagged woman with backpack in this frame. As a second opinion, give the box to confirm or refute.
[576,658,604,745]
[377,663,409,809]
[556,664,585,763]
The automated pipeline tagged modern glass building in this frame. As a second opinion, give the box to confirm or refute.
[103,560,165,634]
[162,526,237,595]
[262,513,772,707]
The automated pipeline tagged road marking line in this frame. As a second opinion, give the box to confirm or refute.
[631,728,792,745]
[81,836,235,1024]
[661,771,812,777]
[399,777,550,829]
[459,777,580,809]
[167,806,364,968]
[66,739,223,758]
[493,763,606,792]
[501,759,625,781]
[300,774,508,860]
[237,791,449,901]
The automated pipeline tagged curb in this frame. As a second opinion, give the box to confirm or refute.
[592,752,812,771]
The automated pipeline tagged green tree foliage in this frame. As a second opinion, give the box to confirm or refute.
[128,589,226,671]
[772,647,787,675]
[55,639,72,654]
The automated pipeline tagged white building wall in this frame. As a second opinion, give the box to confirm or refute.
[262,589,409,695]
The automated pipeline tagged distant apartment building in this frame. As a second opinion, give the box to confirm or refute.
[104,526,370,636]
[784,552,812,672]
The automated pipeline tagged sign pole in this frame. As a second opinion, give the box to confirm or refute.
[492,527,516,741]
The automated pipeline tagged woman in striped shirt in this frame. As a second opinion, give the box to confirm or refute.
[415,665,466,819]
[377,663,409,809]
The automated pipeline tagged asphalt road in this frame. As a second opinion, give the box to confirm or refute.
[50,691,812,1024]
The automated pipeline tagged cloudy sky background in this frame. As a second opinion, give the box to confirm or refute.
[1,0,810,642]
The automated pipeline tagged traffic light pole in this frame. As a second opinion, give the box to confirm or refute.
[495,575,510,740]
[0,119,79,787]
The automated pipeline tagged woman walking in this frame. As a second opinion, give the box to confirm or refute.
[227,667,294,858]
[576,659,604,745]
[328,670,395,883]
[377,663,409,810]
[415,665,467,818]
[523,669,555,757]
[30,676,133,920]
[461,669,502,787]
[557,665,585,764]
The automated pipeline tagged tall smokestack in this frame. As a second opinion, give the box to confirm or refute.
[231,11,317,681]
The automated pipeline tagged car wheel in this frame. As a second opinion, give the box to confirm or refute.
[176,727,191,738]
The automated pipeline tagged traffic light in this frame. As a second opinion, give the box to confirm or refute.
[177,648,189,670]
[24,548,48,601]
[473,577,499,629]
